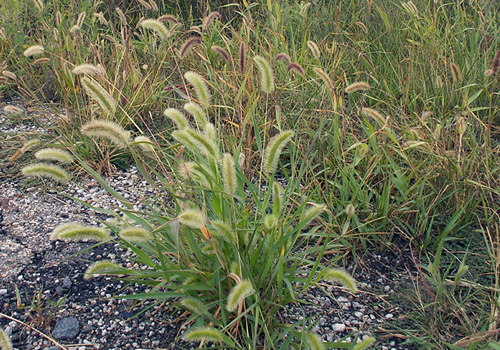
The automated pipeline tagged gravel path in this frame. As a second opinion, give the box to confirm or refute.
[0,110,417,350]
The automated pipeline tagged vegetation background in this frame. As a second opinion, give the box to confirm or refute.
[0,0,499,349]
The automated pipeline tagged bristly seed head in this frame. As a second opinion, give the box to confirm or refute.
[202,11,220,31]
[33,0,44,12]
[84,260,122,280]
[23,45,45,57]
[345,81,370,93]
[211,45,230,61]
[81,77,117,117]
[35,148,74,164]
[275,53,291,63]
[253,55,275,94]
[307,40,321,60]
[157,15,178,24]
[141,19,170,40]
[492,50,500,76]
[179,36,202,59]
[451,62,461,84]
[287,62,305,75]
[22,162,70,183]
[184,71,212,108]
[81,119,131,148]
[239,41,246,73]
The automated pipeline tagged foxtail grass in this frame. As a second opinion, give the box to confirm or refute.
[323,268,357,292]
[179,36,202,59]
[164,108,189,129]
[22,163,69,183]
[184,71,211,108]
[345,81,370,93]
[184,102,208,129]
[84,260,123,280]
[35,148,73,163]
[226,280,255,312]
[23,45,45,57]
[307,40,321,60]
[179,208,206,229]
[253,55,275,93]
[0,328,13,350]
[119,227,152,242]
[263,130,294,173]
[50,223,110,241]
[141,19,170,40]
[81,120,131,148]
[81,77,117,117]
[304,332,326,350]
[222,153,237,195]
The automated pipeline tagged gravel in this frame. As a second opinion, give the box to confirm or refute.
[0,108,419,349]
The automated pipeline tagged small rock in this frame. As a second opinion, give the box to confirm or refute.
[52,317,80,340]
[62,276,72,289]
[385,313,394,320]
[0,289,7,295]
[332,323,346,332]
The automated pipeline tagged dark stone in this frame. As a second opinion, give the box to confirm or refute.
[52,316,80,340]
[62,276,72,289]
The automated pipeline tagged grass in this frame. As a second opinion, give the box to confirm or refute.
[0,0,499,349]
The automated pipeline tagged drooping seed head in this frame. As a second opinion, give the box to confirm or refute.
[184,327,225,344]
[2,71,16,80]
[157,15,178,24]
[34,57,50,65]
[84,260,122,280]
[211,45,230,61]
[141,19,170,40]
[300,203,326,226]
[81,119,131,148]
[115,7,127,25]
[33,0,44,12]
[133,135,155,152]
[211,220,236,245]
[184,71,212,108]
[23,45,45,57]
[76,11,86,28]
[307,40,321,60]
[304,332,326,350]
[3,105,22,115]
[35,148,73,164]
[137,0,152,10]
[286,62,304,75]
[184,102,208,129]
[202,11,221,31]
[93,12,108,25]
[55,223,110,242]
[275,53,291,63]
[179,36,202,59]
[323,268,357,292]
[55,11,62,26]
[81,77,117,117]
[253,55,275,93]
[361,108,386,126]
[22,163,70,183]
[226,279,255,312]
[72,64,100,76]
[164,108,189,130]
[147,0,158,11]
[313,67,334,91]
[345,81,370,93]
[119,227,151,242]
[179,208,205,229]
[263,130,294,174]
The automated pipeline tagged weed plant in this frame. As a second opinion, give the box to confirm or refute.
[1,0,500,348]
